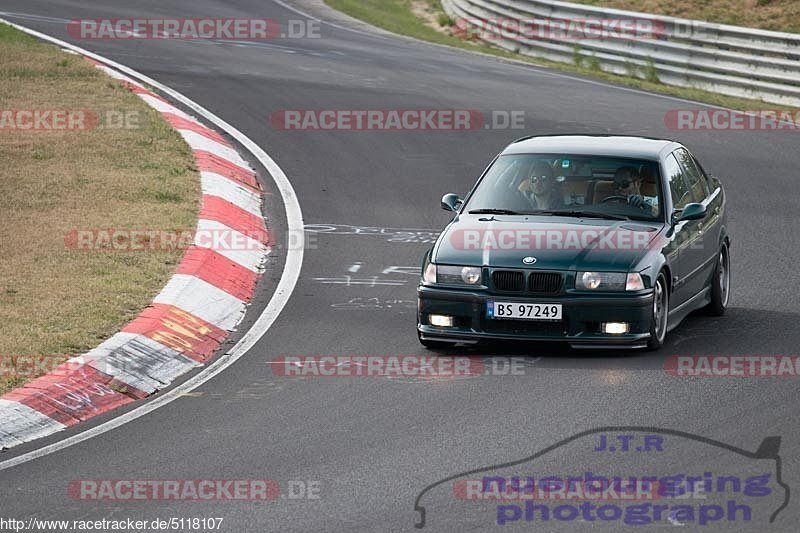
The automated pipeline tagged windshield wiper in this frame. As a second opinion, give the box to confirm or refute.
[537,210,630,221]
[468,208,524,215]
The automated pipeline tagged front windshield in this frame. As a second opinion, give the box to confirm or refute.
[465,154,662,221]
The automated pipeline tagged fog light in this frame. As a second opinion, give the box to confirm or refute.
[602,322,629,335]
[429,314,455,327]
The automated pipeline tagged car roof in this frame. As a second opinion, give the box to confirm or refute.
[501,134,680,159]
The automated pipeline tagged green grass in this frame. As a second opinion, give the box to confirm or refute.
[325,0,799,113]
[572,0,800,34]
[0,23,37,43]
[327,0,467,45]
[0,23,199,394]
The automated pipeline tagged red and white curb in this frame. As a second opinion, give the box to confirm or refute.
[0,59,270,449]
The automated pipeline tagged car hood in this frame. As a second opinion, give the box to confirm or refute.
[433,215,664,272]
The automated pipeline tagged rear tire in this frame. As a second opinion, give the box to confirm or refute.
[705,244,730,316]
[646,273,669,351]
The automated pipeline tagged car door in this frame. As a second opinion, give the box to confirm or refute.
[674,148,720,299]
[661,152,696,307]
[694,154,725,252]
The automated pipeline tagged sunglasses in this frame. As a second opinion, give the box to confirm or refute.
[614,179,633,189]
[530,175,552,183]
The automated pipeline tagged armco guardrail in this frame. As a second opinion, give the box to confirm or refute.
[442,0,800,107]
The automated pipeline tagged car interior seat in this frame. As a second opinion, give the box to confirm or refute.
[639,164,658,197]
[589,180,616,204]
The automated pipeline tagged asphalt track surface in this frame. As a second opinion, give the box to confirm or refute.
[1,1,799,531]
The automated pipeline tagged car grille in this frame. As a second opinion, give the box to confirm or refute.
[492,270,525,292]
[491,270,563,294]
[529,272,562,294]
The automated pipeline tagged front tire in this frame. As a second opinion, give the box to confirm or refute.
[705,244,730,316]
[647,272,669,351]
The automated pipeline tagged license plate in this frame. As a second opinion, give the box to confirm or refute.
[487,301,562,321]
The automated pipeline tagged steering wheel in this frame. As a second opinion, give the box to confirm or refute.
[600,195,628,204]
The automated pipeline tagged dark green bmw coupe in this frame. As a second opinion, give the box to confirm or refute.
[417,135,730,350]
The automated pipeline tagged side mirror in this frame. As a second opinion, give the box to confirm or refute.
[441,193,462,213]
[674,202,706,223]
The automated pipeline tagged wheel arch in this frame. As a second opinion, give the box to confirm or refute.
[659,264,672,295]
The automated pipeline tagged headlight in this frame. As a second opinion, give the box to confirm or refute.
[576,272,646,291]
[439,265,482,285]
[460,267,482,284]
[423,262,437,284]
[576,271,626,290]
[429,265,483,286]
[625,272,645,291]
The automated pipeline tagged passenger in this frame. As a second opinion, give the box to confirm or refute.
[518,162,563,210]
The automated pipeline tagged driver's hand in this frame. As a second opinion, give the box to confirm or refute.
[627,194,646,209]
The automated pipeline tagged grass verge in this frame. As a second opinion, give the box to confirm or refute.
[325,0,799,113]
[572,0,800,34]
[0,24,199,394]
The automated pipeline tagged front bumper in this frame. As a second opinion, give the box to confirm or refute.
[417,285,654,349]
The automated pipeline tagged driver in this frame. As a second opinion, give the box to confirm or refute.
[517,161,563,210]
[613,166,658,214]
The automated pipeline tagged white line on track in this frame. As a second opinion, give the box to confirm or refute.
[0,11,71,24]
[0,19,304,471]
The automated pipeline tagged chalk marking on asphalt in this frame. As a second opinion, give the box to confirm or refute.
[0,19,304,471]
[312,276,407,287]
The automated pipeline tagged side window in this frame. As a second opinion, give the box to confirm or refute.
[664,153,691,211]
[693,156,717,193]
[674,148,709,203]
